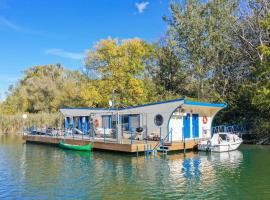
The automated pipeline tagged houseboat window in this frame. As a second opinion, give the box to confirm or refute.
[102,115,112,129]
[129,114,140,131]
[154,114,163,126]
[121,114,140,131]
[121,115,129,131]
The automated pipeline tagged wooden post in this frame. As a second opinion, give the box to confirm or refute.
[144,144,146,156]
[130,129,133,144]
[136,146,139,158]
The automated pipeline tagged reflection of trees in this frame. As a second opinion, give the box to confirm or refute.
[1,135,247,199]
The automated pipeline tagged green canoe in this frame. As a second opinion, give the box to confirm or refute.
[59,141,92,151]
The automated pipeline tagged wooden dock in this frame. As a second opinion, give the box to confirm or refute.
[23,135,199,153]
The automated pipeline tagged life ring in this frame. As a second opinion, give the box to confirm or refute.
[203,115,208,124]
[94,119,99,128]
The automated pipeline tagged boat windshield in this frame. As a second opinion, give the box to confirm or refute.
[219,134,227,140]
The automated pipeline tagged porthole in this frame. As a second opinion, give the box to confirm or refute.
[154,114,164,126]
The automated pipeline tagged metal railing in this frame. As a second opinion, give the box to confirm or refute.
[212,125,246,135]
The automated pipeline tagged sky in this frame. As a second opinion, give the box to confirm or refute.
[0,0,171,100]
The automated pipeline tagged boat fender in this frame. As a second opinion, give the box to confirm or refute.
[94,119,99,128]
[203,115,208,124]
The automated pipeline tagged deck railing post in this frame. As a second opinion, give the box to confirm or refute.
[145,127,148,144]
[82,128,84,141]
[130,129,133,144]
[159,127,162,142]
[92,124,95,142]
[162,139,164,154]
[146,144,149,157]
[104,128,106,143]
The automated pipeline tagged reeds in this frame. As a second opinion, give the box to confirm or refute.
[0,112,64,134]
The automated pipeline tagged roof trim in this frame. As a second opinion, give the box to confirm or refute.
[60,98,227,111]
[60,98,185,111]
[184,100,227,108]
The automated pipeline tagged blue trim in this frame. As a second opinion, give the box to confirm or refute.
[184,100,227,108]
[166,104,184,140]
[109,115,112,129]
[85,116,89,133]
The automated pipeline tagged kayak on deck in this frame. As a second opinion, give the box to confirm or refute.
[59,141,92,151]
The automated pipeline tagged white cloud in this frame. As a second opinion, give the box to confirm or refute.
[45,48,84,60]
[0,16,21,31]
[135,1,149,13]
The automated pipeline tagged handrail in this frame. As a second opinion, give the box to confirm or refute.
[153,128,172,151]
[212,124,246,135]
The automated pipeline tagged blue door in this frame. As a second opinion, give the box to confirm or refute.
[78,117,83,130]
[183,113,190,139]
[65,117,70,129]
[192,114,199,138]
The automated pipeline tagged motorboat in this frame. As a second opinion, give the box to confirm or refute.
[198,133,242,152]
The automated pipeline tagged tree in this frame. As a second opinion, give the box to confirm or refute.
[84,38,154,107]
[163,0,240,101]
[1,64,85,114]
[152,35,190,97]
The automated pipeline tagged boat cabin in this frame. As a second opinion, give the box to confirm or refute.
[60,98,226,143]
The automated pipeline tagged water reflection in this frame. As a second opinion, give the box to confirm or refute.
[1,135,269,199]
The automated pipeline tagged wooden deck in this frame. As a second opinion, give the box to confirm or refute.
[23,135,199,153]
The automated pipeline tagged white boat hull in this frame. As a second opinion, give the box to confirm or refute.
[198,133,242,152]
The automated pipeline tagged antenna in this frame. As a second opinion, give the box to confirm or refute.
[112,89,115,108]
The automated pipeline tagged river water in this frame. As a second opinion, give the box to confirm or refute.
[0,135,269,200]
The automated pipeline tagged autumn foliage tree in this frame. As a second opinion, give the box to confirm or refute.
[84,38,155,107]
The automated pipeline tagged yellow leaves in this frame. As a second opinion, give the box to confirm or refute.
[80,82,102,107]
[84,38,153,107]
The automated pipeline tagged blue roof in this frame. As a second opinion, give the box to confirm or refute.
[60,98,226,111]
[184,100,227,108]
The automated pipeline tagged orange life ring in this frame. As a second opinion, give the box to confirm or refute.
[203,115,208,124]
[94,119,99,128]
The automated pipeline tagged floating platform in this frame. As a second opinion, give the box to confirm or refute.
[23,135,199,153]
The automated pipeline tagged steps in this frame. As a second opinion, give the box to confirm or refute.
[156,145,170,154]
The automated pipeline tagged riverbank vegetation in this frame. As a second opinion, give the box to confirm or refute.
[0,0,269,136]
